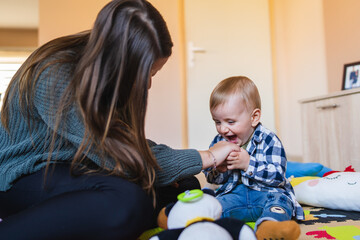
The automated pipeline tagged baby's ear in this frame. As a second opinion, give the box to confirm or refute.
[251,108,261,127]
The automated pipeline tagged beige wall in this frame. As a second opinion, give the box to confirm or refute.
[270,0,328,159]
[39,0,108,45]
[145,0,185,148]
[323,0,360,92]
[0,28,38,48]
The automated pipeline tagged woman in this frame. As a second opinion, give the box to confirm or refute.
[0,0,240,239]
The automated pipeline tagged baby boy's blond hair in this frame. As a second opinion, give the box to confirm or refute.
[210,76,261,112]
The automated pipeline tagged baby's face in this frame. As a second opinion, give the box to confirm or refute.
[211,95,255,146]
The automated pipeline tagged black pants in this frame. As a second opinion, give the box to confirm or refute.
[0,164,200,240]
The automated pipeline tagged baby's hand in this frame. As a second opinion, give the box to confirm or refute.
[226,149,250,171]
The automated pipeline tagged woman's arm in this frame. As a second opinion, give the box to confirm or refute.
[199,141,241,169]
[150,142,202,187]
[149,140,240,187]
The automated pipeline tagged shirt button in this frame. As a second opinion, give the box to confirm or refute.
[249,171,253,176]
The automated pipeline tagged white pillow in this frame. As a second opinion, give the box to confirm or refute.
[294,172,360,211]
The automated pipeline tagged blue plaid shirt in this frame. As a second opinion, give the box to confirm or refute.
[203,123,304,220]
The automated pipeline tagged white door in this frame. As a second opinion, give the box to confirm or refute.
[184,0,276,150]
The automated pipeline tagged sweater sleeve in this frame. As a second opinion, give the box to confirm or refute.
[148,140,203,187]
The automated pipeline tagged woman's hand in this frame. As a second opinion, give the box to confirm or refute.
[200,141,241,169]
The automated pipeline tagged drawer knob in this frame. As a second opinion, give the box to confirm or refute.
[316,104,339,110]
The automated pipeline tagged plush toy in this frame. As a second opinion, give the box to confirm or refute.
[322,165,355,177]
[150,189,257,240]
[286,161,332,178]
[294,170,360,211]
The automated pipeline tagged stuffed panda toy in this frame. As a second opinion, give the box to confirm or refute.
[150,189,256,240]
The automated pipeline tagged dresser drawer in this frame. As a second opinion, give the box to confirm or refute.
[301,89,360,170]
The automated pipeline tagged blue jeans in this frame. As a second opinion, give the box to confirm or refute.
[216,184,294,230]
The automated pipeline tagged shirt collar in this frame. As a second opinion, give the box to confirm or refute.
[252,123,263,143]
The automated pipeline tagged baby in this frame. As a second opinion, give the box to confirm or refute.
[203,76,304,240]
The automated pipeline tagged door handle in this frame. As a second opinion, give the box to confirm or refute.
[188,41,206,68]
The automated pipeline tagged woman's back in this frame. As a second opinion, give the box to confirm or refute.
[0,61,85,191]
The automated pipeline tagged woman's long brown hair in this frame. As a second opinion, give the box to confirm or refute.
[1,0,173,200]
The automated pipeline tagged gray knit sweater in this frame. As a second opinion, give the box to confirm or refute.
[0,61,202,191]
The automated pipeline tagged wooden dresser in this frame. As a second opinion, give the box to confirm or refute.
[300,88,360,170]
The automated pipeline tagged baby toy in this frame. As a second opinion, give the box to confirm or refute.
[150,189,257,240]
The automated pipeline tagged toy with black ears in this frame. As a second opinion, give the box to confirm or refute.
[150,189,257,240]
